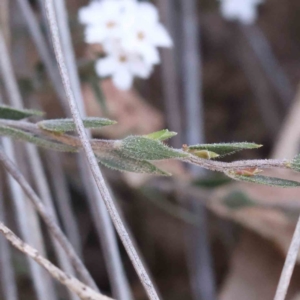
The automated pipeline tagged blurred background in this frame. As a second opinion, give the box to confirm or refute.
[1,0,300,299]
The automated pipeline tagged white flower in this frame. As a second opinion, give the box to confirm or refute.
[119,2,173,65]
[95,49,153,90]
[219,0,263,24]
[78,0,135,44]
[78,0,173,90]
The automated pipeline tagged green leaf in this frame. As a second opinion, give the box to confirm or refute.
[0,105,44,120]
[145,129,177,141]
[290,154,300,172]
[96,149,170,176]
[38,117,116,133]
[223,191,256,210]
[187,142,262,157]
[0,126,78,152]
[227,172,300,188]
[120,136,188,161]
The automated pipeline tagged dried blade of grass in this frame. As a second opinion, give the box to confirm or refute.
[180,1,216,299]
[29,0,132,295]
[15,0,68,112]
[52,1,134,298]
[46,151,82,256]
[0,172,18,300]
[157,0,183,148]
[0,31,57,300]
[0,138,57,300]
[0,222,113,300]
[272,86,300,159]
[236,36,281,137]
[274,215,300,300]
[26,144,80,300]
[0,26,96,290]
[241,24,294,108]
[0,145,97,290]
[44,1,160,299]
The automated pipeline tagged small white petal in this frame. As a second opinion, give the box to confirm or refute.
[140,45,160,65]
[151,24,173,47]
[137,2,159,24]
[220,0,262,24]
[112,68,134,90]
[84,25,107,43]
[130,60,153,79]
[78,3,104,25]
[95,57,118,77]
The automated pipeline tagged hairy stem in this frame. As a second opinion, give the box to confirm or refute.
[43,0,160,299]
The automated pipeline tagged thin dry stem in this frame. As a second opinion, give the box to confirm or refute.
[0,222,112,300]
[43,1,161,299]
[274,215,300,300]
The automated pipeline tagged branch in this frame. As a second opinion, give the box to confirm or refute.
[0,222,112,300]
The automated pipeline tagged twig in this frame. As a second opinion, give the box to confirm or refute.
[274,215,300,300]
[0,172,18,300]
[0,222,113,300]
[51,0,133,298]
[43,0,160,299]
[184,155,289,172]
[0,147,97,290]
[0,119,294,173]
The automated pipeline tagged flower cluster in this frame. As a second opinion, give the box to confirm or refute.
[219,0,263,24]
[79,0,173,90]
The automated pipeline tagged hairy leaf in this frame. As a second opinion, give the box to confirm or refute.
[290,154,300,172]
[0,105,43,120]
[145,129,177,141]
[96,150,170,175]
[187,142,262,157]
[227,172,300,188]
[120,136,188,161]
[0,126,78,152]
[38,117,116,133]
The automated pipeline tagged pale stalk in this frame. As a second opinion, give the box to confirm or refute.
[43,0,160,299]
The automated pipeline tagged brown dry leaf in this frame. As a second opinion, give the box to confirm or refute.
[219,231,299,300]
[208,169,300,261]
[82,79,163,138]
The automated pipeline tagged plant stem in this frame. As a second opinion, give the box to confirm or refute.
[43,1,160,299]
[274,215,300,300]
[0,222,113,300]
[52,1,133,297]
